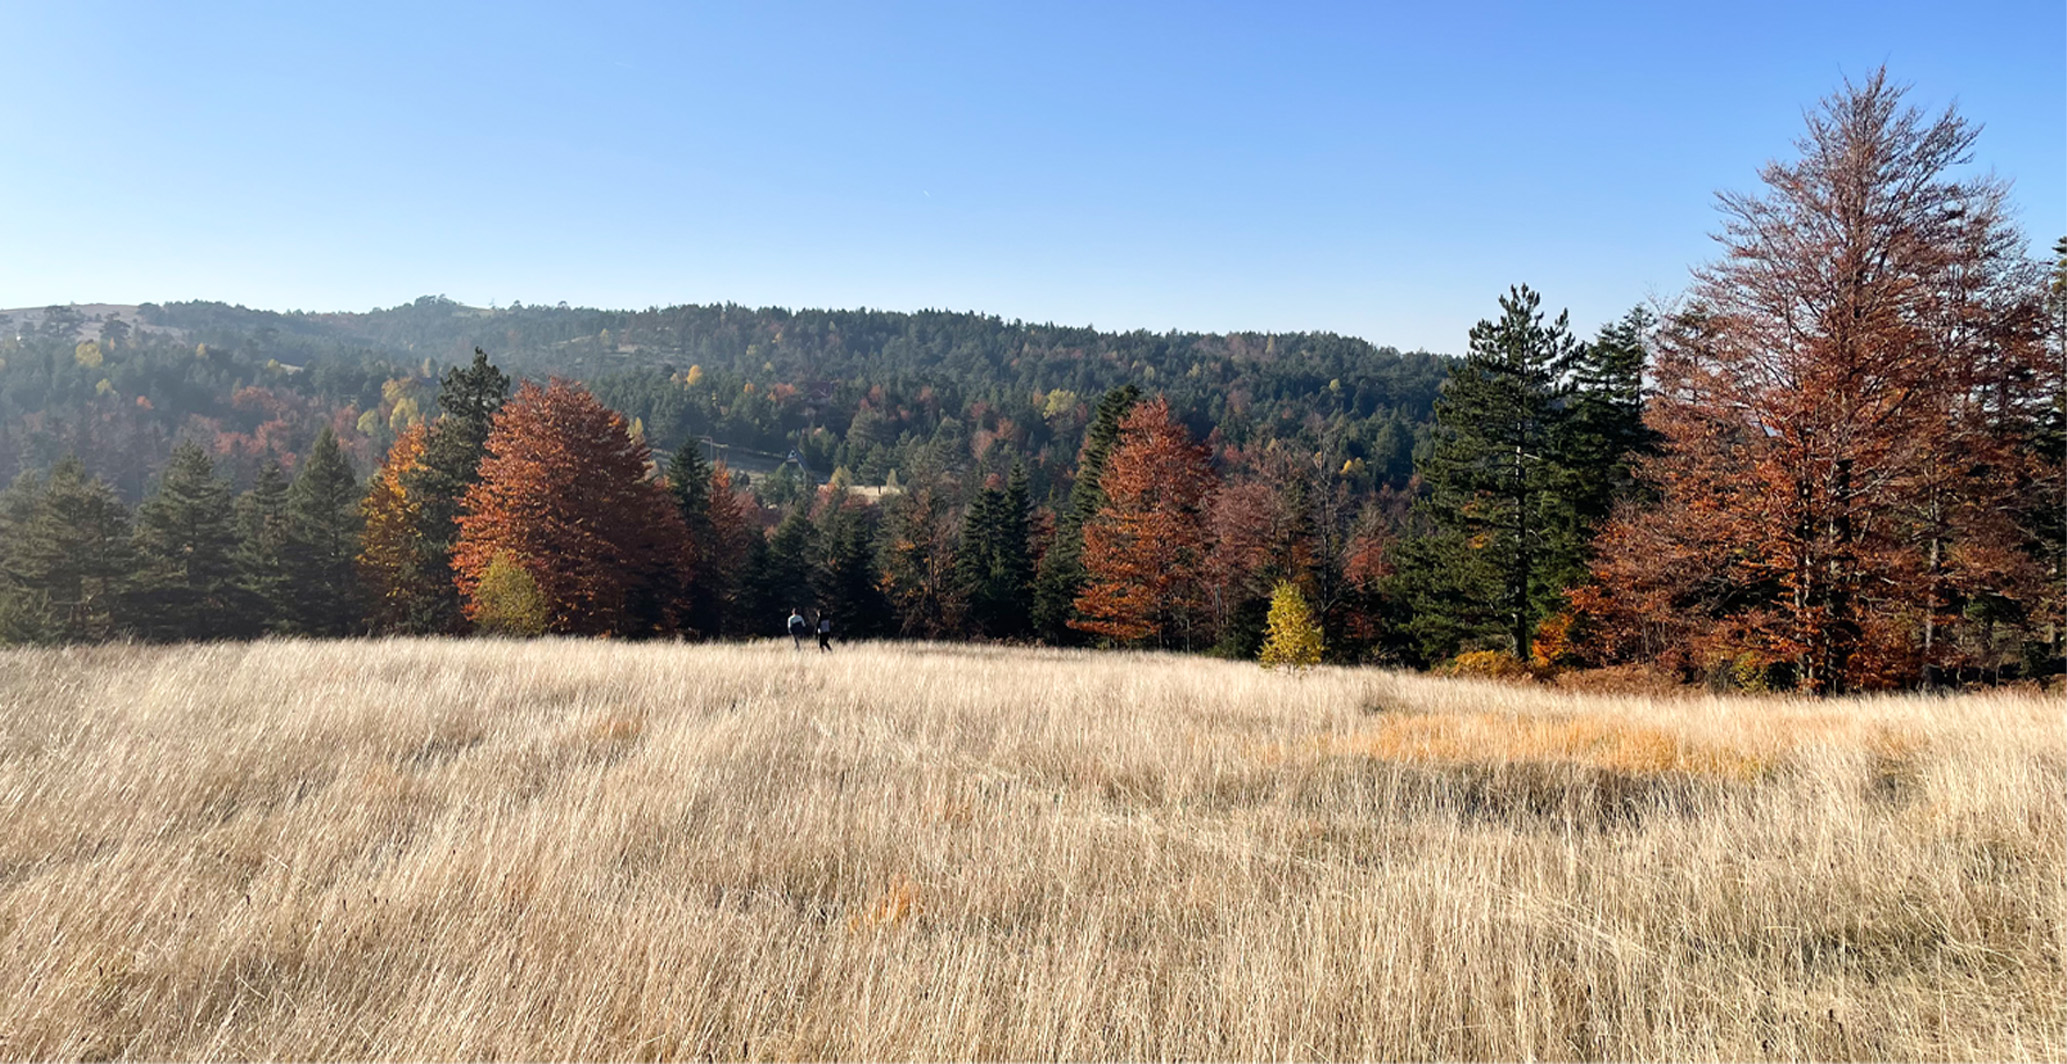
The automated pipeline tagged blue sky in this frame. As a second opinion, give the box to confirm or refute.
[3,1,2060,353]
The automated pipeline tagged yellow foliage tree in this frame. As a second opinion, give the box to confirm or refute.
[358,423,430,631]
[472,552,548,637]
[74,340,103,369]
[1259,581,1324,669]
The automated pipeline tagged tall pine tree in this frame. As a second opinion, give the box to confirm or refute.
[1392,285,1578,664]
[233,459,294,631]
[402,347,509,632]
[283,427,364,636]
[130,442,242,641]
[956,465,1035,639]
[13,457,133,642]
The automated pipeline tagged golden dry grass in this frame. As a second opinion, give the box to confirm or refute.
[0,639,2061,1060]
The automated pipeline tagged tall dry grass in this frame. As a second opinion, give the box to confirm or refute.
[0,638,2060,1060]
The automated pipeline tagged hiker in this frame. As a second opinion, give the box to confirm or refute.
[817,614,833,652]
[787,608,807,650]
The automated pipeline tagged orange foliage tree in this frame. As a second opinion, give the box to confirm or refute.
[1072,397,1218,647]
[1575,71,2050,692]
[357,422,431,632]
[453,380,693,637]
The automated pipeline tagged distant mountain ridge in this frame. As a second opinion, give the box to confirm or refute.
[0,295,1450,506]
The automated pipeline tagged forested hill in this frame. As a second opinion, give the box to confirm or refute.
[0,297,1448,501]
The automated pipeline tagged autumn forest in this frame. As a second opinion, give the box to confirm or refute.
[3,73,2062,694]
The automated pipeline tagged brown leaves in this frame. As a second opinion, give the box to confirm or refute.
[1072,397,1218,645]
[453,380,692,637]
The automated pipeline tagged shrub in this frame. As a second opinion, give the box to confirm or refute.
[472,552,548,637]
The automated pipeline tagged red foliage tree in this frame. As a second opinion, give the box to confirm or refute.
[1576,71,2050,692]
[1072,397,1218,646]
[453,380,693,637]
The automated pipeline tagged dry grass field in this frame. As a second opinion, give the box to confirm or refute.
[0,639,2061,1060]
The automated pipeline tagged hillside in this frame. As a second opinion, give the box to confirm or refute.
[0,640,2059,1058]
[0,298,1450,503]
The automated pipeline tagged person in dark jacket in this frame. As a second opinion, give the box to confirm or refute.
[817,614,833,652]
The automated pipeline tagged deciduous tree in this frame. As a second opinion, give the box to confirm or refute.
[1073,397,1217,647]
[453,379,690,637]
[1579,71,2051,692]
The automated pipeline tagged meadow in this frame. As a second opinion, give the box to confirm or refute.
[0,639,2060,1060]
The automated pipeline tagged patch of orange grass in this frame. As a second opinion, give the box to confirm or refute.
[1327,712,1772,781]
[848,874,922,934]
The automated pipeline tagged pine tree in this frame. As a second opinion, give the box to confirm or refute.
[1393,286,1578,664]
[665,439,724,638]
[15,457,133,642]
[1556,308,1659,557]
[130,442,241,641]
[0,469,50,643]
[813,491,893,638]
[233,459,293,631]
[1033,385,1138,641]
[955,465,1036,639]
[402,347,510,632]
[1259,581,1324,669]
[283,427,364,636]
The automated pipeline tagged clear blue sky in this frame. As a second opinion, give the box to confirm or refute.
[4,1,2060,352]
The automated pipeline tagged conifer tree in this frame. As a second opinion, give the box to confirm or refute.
[14,457,132,642]
[130,442,241,641]
[665,439,724,638]
[813,491,893,638]
[956,465,1035,638]
[403,347,510,632]
[1259,580,1324,669]
[233,460,293,631]
[0,470,49,642]
[1391,286,1578,664]
[1033,385,1138,641]
[283,427,364,636]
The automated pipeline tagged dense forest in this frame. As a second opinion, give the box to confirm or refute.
[2,73,2062,691]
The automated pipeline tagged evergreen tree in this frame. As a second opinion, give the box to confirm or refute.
[1552,307,1660,584]
[1032,385,1139,641]
[0,470,49,643]
[742,510,818,634]
[233,460,293,631]
[401,347,510,632]
[283,427,364,636]
[665,439,727,638]
[14,457,133,642]
[1392,286,1578,664]
[130,442,242,641]
[813,492,894,638]
[956,465,1035,638]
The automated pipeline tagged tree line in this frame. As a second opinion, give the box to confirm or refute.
[1,71,2060,691]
